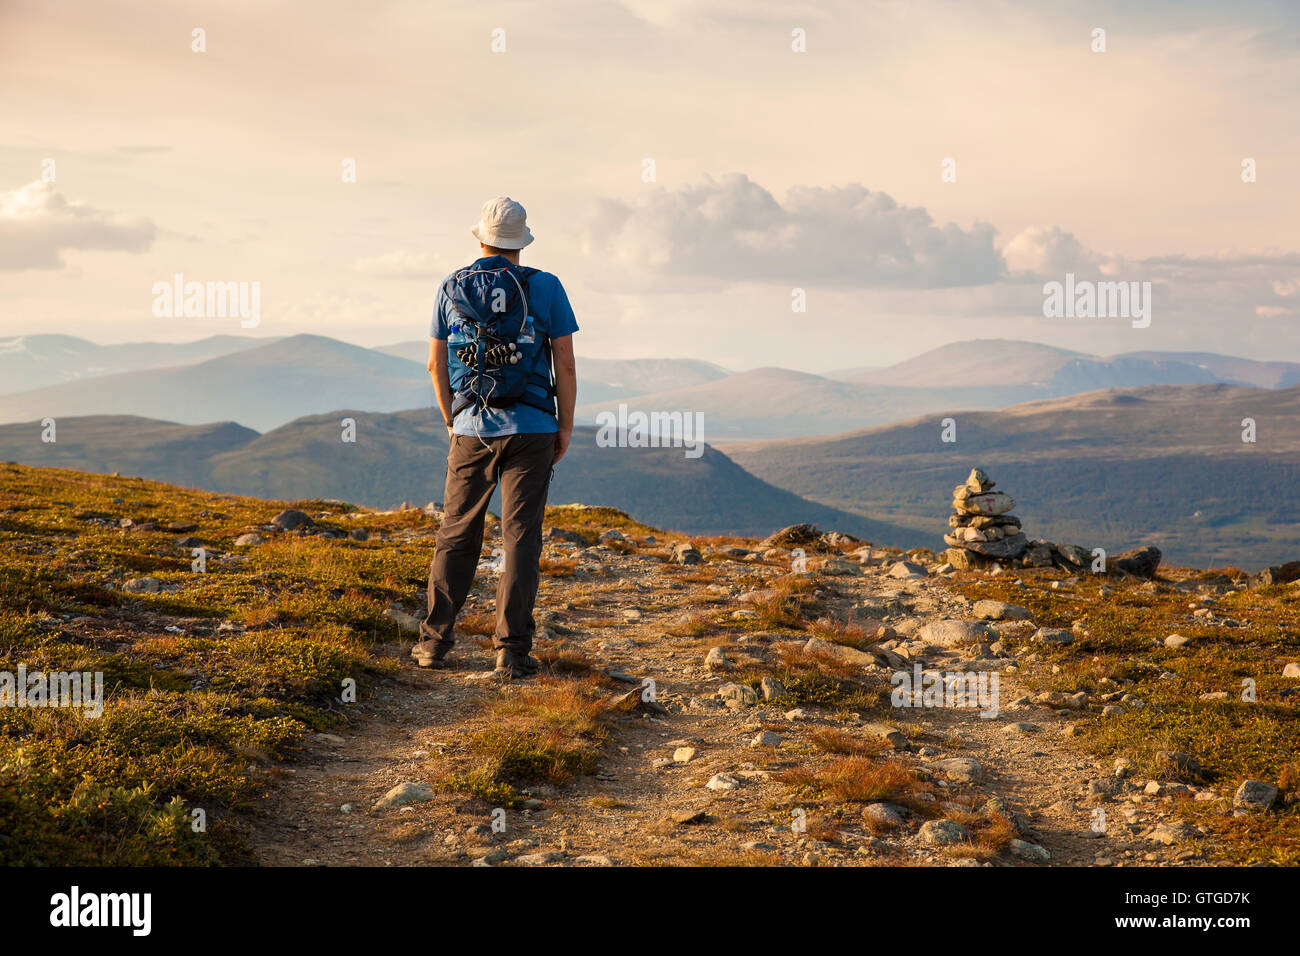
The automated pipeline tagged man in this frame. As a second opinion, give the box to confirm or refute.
[412,196,578,679]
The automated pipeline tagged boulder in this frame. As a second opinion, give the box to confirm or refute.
[928,757,984,782]
[671,542,703,565]
[374,782,433,809]
[706,773,742,791]
[762,523,821,549]
[704,646,734,671]
[1114,546,1161,578]
[918,819,971,845]
[804,637,880,668]
[1259,560,1300,586]
[889,560,928,578]
[862,802,907,829]
[1022,541,1054,567]
[272,509,314,531]
[1233,779,1279,810]
[717,682,758,707]
[1008,839,1050,862]
[1054,543,1092,567]
[973,599,1032,621]
[1033,627,1073,645]
[916,619,998,647]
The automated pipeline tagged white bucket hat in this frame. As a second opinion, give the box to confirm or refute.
[471,196,534,249]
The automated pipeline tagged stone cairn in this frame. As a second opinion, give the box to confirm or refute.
[942,466,1162,576]
[944,468,1028,570]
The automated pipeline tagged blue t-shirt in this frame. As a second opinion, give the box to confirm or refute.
[430,257,579,437]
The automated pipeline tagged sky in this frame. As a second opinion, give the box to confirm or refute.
[1,0,1298,372]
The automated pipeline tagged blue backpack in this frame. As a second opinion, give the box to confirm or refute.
[442,257,555,419]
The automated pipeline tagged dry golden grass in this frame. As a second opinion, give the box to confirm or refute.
[437,676,620,804]
[457,611,495,636]
[539,557,578,577]
[809,728,890,757]
[806,617,874,650]
[535,642,594,674]
[777,757,925,805]
[773,642,864,681]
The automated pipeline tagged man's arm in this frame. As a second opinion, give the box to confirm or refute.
[428,337,454,436]
[551,334,576,464]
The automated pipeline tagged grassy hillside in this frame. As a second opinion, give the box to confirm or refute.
[0,463,402,862]
[727,384,1300,570]
[3,463,1296,868]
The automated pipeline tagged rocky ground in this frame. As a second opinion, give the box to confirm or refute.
[3,464,1293,867]
[248,517,1279,868]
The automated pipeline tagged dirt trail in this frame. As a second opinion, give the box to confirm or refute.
[250,548,1211,867]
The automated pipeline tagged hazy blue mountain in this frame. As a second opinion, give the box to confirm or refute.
[0,333,278,394]
[0,335,433,432]
[829,338,1300,393]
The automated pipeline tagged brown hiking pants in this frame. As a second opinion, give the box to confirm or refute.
[420,432,555,656]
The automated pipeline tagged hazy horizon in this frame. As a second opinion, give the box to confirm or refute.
[5,328,1299,380]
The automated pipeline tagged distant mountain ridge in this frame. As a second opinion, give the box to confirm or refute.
[0,333,278,394]
[0,411,924,544]
[3,332,1298,438]
[0,335,434,432]
[726,382,1300,570]
[828,339,1300,391]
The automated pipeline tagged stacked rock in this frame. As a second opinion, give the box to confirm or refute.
[944,468,1027,570]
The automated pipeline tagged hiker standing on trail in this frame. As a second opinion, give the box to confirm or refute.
[413,197,579,679]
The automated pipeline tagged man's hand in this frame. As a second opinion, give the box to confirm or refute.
[446,425,454,444]
[553,426,572,464]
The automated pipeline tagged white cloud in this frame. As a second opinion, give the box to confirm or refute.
[580,174,1004,289]
[1002,225,1106,278]
[0,181,155,270]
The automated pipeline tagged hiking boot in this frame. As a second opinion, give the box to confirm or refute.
[410,639,451,669]
[489,649,538,680]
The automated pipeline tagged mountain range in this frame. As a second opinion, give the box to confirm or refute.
[3,333,1298,439]
[726,382,1300,570]
[0,411,921,543]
